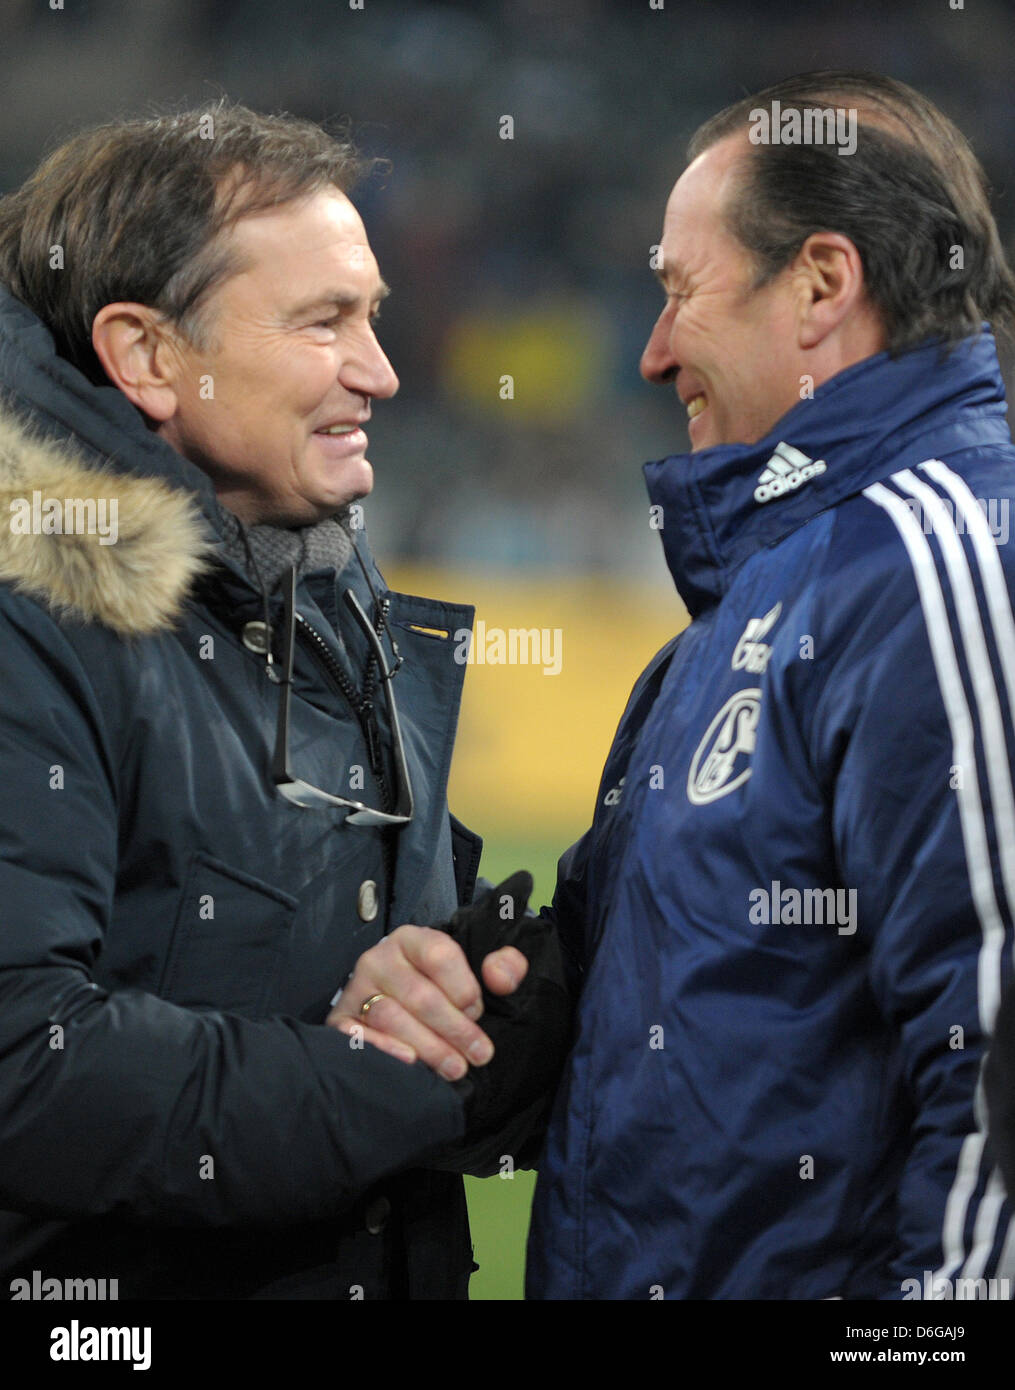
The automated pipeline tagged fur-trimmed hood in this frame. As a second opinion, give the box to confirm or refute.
[0,282,228,636]
[0,404,215,636]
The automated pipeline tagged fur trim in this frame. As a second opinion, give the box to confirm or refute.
[0,406,216,636]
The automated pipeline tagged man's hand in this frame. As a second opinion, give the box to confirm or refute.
[326,926,528,1080]
[427,871,573,1176]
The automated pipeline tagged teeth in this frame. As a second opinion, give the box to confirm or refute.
[687,395,706,420]
[318,424,358,435]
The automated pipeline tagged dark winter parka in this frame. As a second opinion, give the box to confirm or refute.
[0,284,483,1300]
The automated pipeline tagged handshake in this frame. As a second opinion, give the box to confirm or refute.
[327,873,573,1174]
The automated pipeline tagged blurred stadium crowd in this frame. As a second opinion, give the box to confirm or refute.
[1,0,1013,578]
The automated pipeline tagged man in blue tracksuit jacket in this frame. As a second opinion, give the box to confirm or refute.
[527,72,1015,1299]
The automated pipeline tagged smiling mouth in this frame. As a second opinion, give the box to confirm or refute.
[311,424,368,459]
[686,394,707,421]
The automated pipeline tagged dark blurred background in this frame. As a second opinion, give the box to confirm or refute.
[2,0,1013,579]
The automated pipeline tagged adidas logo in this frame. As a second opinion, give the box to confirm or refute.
[754,441,827,504]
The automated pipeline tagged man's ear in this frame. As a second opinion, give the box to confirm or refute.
[91,303,182,423]
[792,232,870,350]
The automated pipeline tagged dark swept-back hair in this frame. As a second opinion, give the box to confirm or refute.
[688,71,1015,353]
[0,99,373,383]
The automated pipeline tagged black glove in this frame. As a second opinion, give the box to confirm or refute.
[428,871,573,1177]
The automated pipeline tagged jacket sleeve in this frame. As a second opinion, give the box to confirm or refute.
[0,595,465,1229]
[812,498,1015,1298]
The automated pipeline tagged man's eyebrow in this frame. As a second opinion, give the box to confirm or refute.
[288,281,391,317]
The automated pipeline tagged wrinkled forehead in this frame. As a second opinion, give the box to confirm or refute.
[229,184,366,244]
[224,186,382,288]
[658,134,751,276]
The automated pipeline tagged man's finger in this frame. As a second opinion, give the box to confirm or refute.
[334,927,482,1026]
[481,946,529,995]
[394,925,485,1019]
[329,1017,417,1066]
[331,996,490,1080]
[353,946,492,1061]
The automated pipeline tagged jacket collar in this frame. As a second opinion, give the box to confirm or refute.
[644,331,1011,618]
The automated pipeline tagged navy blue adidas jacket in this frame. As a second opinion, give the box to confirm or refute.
[526,332,1015,1300]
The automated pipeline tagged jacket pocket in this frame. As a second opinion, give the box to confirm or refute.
[159,851,299,1016]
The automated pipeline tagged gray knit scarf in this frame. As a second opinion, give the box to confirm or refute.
[215,500,355,596]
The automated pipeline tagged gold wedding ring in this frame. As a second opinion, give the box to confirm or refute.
[359,993,387,1019]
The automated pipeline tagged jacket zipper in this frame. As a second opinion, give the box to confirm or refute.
[293,600,393,813]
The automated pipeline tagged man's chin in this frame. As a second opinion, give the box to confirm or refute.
[349,457,374,501]
[302,459,374,523]
[327,457,374,506]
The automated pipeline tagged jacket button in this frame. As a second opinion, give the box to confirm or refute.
[242,621,272,654]
[365,1196,390,1235]
[358,880,379,922]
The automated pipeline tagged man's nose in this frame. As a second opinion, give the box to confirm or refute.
[640,305,677,384]
[344,327,399,400]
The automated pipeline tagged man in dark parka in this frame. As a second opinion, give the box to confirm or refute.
[0,102,540,1300]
